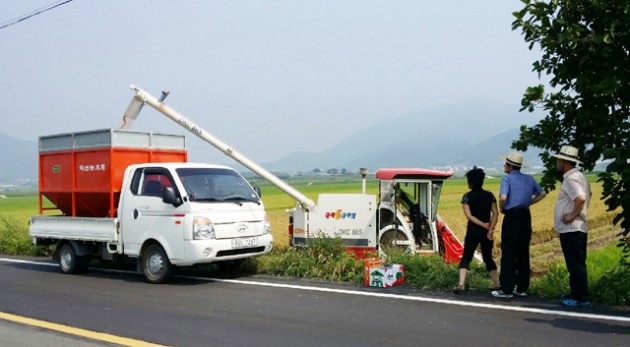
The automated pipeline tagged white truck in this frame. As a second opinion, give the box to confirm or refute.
[29,129,273,283]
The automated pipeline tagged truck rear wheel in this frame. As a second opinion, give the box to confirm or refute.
[141,244,173,284]
[58,243,89,274]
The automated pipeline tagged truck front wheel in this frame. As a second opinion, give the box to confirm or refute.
[141,244,173,284]
[58,243,89,274]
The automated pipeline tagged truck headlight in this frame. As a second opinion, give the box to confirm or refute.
[263,214,271,235]
[193,216,215,240]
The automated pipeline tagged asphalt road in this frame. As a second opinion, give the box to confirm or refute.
[1,257,629,347]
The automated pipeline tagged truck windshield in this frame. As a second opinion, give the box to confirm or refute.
[177,168,260,204]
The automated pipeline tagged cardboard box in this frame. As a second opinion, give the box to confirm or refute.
[363,257,382,286]
[364,258,404,288]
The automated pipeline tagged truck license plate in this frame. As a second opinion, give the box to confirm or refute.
[231,237,258,249]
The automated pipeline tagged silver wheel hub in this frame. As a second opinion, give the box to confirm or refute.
[60,249,72,270]
[147,253,163,276]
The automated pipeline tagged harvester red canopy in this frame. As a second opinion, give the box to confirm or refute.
[375,168,454,180]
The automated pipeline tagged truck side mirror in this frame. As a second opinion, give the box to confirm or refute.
[163,187,182,207]
[254,186,262,198]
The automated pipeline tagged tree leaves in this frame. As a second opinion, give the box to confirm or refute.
[513,0,630,261]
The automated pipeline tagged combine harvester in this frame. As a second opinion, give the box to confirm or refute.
[124,85,463,263]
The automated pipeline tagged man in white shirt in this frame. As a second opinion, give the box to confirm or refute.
[553,145,591,307]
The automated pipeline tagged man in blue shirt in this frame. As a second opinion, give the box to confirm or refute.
[492,152,546,298]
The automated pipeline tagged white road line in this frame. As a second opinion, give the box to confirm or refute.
[2,257,629,323]
[1,258,57,266]
[204,277,630,323]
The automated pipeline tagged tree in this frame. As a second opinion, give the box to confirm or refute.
[512,0,630,262]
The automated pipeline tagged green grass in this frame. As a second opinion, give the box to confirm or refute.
[0,194,61,255]
[0,195,40,255]
[255,237,364,283]
[0,196,39,215]
[0,214,39,256]
[528,243,630,305]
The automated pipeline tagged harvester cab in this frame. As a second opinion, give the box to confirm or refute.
[289,168,463,262]
[374,169,463,262]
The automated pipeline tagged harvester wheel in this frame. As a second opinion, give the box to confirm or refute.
[58,243,88,274]
[141,244,173,284]
[379,226,412,255]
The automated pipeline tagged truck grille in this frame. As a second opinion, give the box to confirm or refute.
[216,246,266,257]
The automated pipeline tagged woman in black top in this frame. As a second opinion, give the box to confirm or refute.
[453,167,500,294]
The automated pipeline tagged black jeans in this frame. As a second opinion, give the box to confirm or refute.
[559,231,588,301]
[500,209,532,294]
[459,227,496,271]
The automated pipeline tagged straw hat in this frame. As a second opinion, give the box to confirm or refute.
[553,145,583,164]
[499,151,528,168]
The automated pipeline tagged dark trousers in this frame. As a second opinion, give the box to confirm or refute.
[500,209,532,294]
[559,231,588,301]
[459,228,496,271]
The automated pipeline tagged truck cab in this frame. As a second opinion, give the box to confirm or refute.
[118,162,273,282]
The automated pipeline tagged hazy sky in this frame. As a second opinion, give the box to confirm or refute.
[1,0,542,163]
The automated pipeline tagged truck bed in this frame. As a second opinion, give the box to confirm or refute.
[30,216,119,243]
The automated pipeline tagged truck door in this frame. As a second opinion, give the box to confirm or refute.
[120,167,186,261]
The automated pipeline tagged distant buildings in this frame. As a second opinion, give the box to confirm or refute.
[0,178,37,191]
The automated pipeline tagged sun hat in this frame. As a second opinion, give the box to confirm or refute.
[552,145,583,164]
[498,151,528,168]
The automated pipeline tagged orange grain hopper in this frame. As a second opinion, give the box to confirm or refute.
[38,129,187,217]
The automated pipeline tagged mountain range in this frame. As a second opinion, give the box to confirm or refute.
[0,133,38,181]
[0,98,544,181]
[261,98,543,172]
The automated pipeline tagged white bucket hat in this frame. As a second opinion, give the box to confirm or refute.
[499,151,528,168]
[553,145,583,164]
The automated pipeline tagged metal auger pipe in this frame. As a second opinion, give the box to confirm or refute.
[125,84,317,212]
